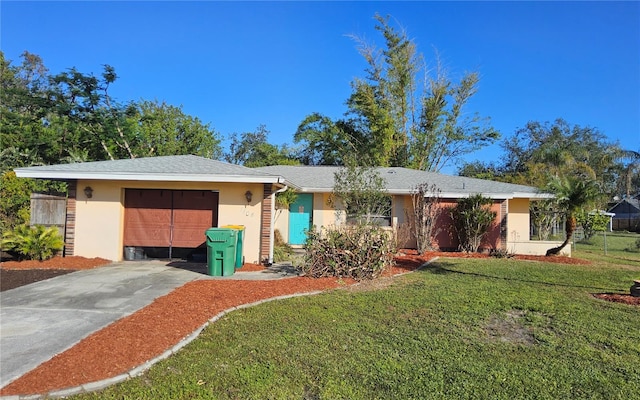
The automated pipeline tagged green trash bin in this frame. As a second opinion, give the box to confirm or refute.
[222,225,245,269]
[205,228,237,276]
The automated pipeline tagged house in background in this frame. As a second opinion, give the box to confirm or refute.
[14,155,567,263]
[608,195,640,232]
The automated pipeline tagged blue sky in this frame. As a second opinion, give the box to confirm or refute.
[2,1,639,173]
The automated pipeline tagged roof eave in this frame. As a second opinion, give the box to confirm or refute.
[14,170,284,184]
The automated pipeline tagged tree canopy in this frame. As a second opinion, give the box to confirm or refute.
[0,51,222,171]
[459,119,636,201]
[295,14,499,171]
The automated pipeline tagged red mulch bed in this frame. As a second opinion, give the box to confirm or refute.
[0,251,634,396]
[1,256,112,270]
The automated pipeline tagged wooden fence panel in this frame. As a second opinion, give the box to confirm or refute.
[30,194,67,237]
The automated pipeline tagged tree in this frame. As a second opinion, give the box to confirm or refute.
[449,194,496,253]
[329,161,392,224]
[615,148,640,198]
[545,175,602,256]
[295,14,498,171]
[225,124,298,167]
[500,119,620,193]
[294,113,363,165]
[576,210,610,241]
[48,64,137,161]
[131,100,222,159]
[0,51,59,167]
[410,183,442,253]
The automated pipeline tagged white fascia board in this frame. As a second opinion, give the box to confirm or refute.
[437,192,510,199]
[14,170,285,184]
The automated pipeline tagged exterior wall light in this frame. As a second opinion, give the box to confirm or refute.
[245,190,253,203]
[84,186,93,199]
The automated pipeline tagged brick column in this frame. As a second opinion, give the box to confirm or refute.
[260,184,273,263]
[64,180,77,257]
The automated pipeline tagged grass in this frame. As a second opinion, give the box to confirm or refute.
[573,230,640,265]
[73,238,640,399]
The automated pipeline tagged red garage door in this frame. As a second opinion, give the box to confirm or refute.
[124,189,219,249]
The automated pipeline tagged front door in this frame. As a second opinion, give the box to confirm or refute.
[289,193,312,245]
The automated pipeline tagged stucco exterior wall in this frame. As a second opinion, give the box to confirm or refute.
[74,180,266,262]
[270,193,561,256]
[507,198,530,244]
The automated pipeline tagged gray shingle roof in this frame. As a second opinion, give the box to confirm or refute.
[15,156,548,199]
[256,165,548,199]
[15,155,283,183]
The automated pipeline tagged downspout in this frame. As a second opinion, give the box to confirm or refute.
[269,182,288,264]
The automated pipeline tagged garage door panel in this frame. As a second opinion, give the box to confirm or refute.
[124,189,218,249]
[172,191,217,248]
[124,207,171,246]
[124,190,172,247]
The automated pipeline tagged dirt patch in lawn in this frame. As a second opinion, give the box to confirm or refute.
[484,310,537,345]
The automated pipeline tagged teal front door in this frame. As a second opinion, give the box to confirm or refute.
[289,194,313,245]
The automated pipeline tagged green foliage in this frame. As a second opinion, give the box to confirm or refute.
[1,51,224,168]
[576,210,610,240]
[294,113,359,165]
[530,199,559,240]
[449,194,497,253]
[225,124,298,167]
[462,119,630,202]
[2,224,64,260]
[294,15,498,170]
[131,100,222,159]
[329,161,391,223]
[274,188,298,210]
[545,175,602,256]
[302,224,394,280]
[272,229,294,262]
[0,171,65,232]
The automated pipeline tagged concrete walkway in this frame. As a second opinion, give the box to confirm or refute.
[0,261,299,389]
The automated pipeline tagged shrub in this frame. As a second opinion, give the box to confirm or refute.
[301,224,394,281]
[1,224,65,261]
[273,229,294,262]
[449,194,497,253]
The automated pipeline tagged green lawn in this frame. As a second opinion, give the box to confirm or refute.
[74,238,640,399]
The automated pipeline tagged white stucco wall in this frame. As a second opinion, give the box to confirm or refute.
[73,180,265,262]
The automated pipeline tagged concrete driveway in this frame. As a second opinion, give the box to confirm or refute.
[0,261,208,389]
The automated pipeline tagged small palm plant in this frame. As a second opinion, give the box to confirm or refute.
[1,224,65,261]
[545,175,601,256]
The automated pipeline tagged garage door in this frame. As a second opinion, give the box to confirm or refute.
[123,189,219,249]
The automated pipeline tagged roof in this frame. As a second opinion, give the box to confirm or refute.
[14,155,284,184]
[608,197,640,215]
[256,165,550,199]
[14,157,549,199]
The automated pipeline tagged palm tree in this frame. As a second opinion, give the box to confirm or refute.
[618,149,640,198]
[545,175,602,256]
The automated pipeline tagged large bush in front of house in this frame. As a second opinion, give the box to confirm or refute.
[449,194,496,253]
[1,224,65,261]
